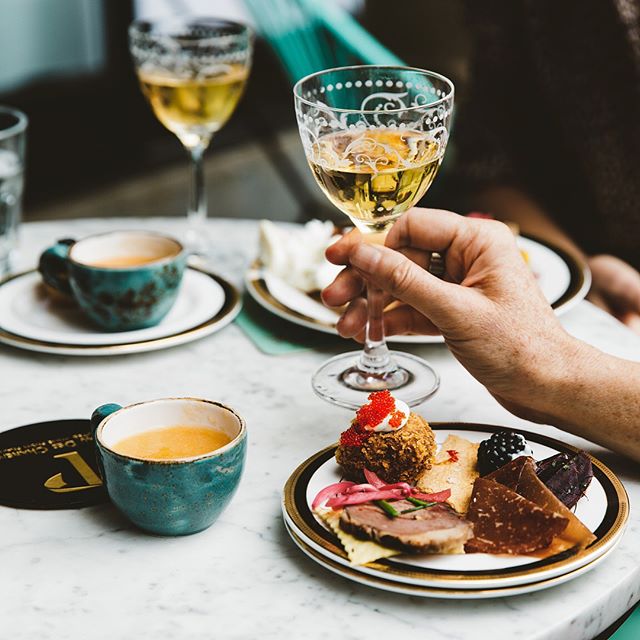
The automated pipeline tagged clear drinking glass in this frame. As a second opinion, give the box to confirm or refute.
[129,18,253,255]
[294,65,454,408]
[0,107,27,277]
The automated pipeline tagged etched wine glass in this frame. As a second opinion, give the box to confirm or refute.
[129,18,252,255]
[294,65,454,408]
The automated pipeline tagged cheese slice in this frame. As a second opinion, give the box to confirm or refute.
[315,509,399,565]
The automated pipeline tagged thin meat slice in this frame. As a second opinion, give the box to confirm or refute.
[340,500,473,554]
[465,478,569,555]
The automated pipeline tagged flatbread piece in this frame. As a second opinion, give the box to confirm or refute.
[418,434,479,513]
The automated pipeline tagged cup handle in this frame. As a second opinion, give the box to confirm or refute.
[37,238,76,295]
[90,403,122,481]
[90,403,122,438]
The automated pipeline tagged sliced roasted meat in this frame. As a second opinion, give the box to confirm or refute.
[464,478,569,554]
[339,500,473,554]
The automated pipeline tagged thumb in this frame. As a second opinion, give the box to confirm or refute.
[349,242,464,323]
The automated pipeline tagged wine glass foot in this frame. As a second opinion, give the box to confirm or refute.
[341,365,411,391]
[312,350,440,410]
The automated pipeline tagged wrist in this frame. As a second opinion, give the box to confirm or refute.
[526,333,592,427]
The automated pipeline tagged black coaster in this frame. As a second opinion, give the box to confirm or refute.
[0,419,108,509]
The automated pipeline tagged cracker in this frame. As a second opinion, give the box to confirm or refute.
[487,457,596,553]
[315,509,399,565]
[417,434,479,514]
[465,477,569,554]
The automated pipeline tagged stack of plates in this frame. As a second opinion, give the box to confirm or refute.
[0,265,241,356]
[282,424,628,599]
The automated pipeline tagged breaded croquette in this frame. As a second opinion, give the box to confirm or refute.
[336,412,436,484]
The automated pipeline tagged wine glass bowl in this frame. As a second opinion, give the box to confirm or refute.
[294,66,453,234]
[129,18,252,253]
[293,66,454,408]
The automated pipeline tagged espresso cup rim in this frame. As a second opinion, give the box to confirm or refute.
[95,397,246,465]
[68,230,185,271]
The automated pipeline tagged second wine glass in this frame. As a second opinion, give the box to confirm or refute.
[293,65,454,409]
[129,18,253,255]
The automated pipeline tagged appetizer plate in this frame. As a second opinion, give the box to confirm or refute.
[246,234,591,344]
[0,266,241,356]
[282,424,628,592]
[283,521,616,599]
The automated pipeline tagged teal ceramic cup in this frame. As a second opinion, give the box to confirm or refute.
[38,231,187,331]
[91,398,247,536]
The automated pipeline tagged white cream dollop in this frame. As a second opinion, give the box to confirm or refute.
[258,219,342,293]
[370,395,410,433]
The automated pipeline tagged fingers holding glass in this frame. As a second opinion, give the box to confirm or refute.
[339,301,442,342]
[321,266,365,307]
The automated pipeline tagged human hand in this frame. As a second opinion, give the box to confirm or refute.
[587,255,640,334]
[322,208,580,421]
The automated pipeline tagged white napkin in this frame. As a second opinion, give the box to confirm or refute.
[263,272,339,325]
[258,220,342,293]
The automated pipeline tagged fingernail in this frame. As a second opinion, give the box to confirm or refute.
[351,242,383,272]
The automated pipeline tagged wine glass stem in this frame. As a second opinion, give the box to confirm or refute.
[187,142,208,251]
[358,283,395,375]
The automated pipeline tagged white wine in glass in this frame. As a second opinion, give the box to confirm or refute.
[308,128,443,234]
[130,18,252,255]
[138,65,249,148]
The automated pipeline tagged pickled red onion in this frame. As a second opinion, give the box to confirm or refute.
[326,489,407,508]
[363,468,385,488]
[344,484,379,493]
[379,482,413,495]
[311,481,355,510]
[412,490,451,502]
[312,470,452,511]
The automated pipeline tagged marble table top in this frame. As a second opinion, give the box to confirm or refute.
[1,218,638,640]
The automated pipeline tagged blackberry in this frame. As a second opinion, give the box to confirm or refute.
[477,431,531,476]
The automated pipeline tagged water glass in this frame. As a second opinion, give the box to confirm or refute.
[0,107,27,276]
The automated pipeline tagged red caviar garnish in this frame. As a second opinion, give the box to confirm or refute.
[388,410,406,429]
[446,450,459,463]
[339,423,372,447]
[340,391,408,447]
[355,390,396,431]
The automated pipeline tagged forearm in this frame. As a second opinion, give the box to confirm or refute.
[536,337,640,461]
[473,186,586,260]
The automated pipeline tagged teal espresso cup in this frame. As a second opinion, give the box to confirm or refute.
[91,398,247,536]
[38,231,186,331]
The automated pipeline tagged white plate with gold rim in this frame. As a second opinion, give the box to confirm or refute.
[0,266,241,356]
[283,520,617,599]
[282,424,628,592]
[247,234,591,343]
